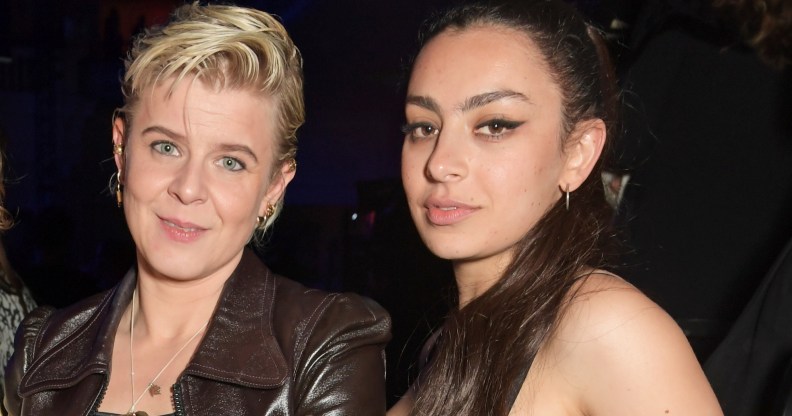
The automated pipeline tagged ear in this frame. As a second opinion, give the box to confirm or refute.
[258,160,296,216]
[559,118,606,192]
[112,116,126,182]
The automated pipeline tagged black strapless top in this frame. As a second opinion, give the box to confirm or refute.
[419,329,533,411]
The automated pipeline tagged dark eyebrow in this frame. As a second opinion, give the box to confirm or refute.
[405,95,441,114]
[406,90,531,115]
[458,90,531,112]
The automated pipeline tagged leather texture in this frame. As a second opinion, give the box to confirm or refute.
[2,249,391,415]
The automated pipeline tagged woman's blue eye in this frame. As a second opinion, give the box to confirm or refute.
[152,141,179,156]
[220,157,244,171]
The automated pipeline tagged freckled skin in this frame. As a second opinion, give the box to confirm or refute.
[393,24,723,416]
[401,26,568,285]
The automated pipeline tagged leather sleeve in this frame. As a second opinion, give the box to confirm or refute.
[2,306,55,416]
[295,293,391,416]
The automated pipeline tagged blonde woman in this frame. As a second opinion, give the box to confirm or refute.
[3,4,390,415]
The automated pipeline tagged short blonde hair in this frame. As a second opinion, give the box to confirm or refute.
[119,2,304,233]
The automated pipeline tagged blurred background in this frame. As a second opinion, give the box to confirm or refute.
[1,0,790,409]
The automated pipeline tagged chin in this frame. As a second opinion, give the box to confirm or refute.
[144,256,200,280]
[136,243,199,277]
[420,239,467,261]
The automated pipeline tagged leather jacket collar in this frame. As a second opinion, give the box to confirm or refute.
[18,249,288,395]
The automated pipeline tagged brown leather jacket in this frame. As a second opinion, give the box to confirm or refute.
[3,249,391,415]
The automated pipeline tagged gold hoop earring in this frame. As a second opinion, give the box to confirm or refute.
[256,204,275,230]
[112,170,123,207]
[113,144,125,207]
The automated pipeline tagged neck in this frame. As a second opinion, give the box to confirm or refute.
[453,255,510,308]
[131,262,232,340]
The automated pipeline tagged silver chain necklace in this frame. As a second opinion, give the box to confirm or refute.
[125,288,209,416]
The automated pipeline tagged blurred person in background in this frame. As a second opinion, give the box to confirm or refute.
[0,126,35,415]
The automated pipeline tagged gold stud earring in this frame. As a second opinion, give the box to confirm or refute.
[113,144,124,155]
[286,158,297,173]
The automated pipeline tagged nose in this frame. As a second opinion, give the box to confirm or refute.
[425,131,468,182]
[168,158,208,205]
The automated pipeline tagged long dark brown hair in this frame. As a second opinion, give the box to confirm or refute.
[407,1,620,414]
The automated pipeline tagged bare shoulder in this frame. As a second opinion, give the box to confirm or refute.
[559,272,669,343]
[542,271,723,415]
[387,390,414,416]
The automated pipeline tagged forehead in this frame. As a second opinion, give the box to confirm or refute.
[137,75,269,108]
[409,25,559,105]
[129,77,278,147]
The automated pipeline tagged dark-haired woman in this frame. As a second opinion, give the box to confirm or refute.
[388,0,723,414]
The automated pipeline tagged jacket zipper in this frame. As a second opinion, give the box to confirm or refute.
[86,375,109,416]
[82,376,183,416]
[172,379,186,416]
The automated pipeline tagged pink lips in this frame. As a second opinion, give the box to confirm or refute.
[425,198,478,226]
[159,217,207,243]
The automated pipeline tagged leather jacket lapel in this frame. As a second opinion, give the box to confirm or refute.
[17,250,288,395]
[185,249,288,388]
[18,268,135,396]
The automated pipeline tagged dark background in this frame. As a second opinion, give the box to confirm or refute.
[2,0,791,408]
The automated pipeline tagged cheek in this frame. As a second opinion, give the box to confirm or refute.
[223,177,271,221]
[127,162,176,203]
[490,157,560,208]
[123,156,157,197]
[401,152,423,196]
[400,174,418,208]
[214,188,248,218]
